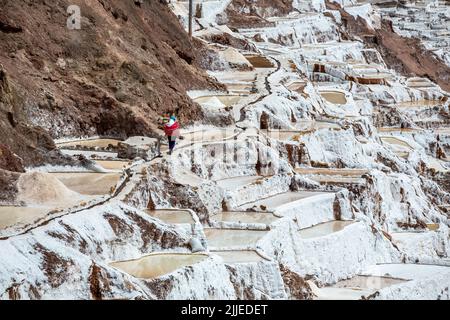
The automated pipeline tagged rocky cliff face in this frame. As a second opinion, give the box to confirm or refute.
[0,0,220,168]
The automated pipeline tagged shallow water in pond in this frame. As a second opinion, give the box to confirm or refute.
[298,221,355,239]
[145,209,195,224]
[320,91,348,105]
[110,254,208,279]
[394,100,442,108]
[95,160,130,171]
[0,206,49,230]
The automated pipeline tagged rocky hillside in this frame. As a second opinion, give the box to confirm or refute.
[0,0,220,169]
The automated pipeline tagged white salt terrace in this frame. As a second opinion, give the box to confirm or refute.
[362,264,450,282]
[267,122,341,141]
[50,172,122,196]
[204,228,269,249]
[180,128,239,144]
[298,221,355,239]
[211,211,279,225]
[435,127,450,135]
[145,209,195,225]
[110,253,208,280]
[210,70,258,83]
[296,168,368,185]
[212,250,269,264]
[307,176,367,185]
[225,83,254,94]
[215,176,263,190]
[193,95,243,109]
[380,136,413,158]
[238,191,330,212]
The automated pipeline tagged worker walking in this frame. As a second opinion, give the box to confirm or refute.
[164,115,180,155]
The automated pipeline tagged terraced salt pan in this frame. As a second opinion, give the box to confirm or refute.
[362,264,450,281]
[0,206,48,230]
[194,95,243,108]
[215,176,263,189]
[145,209,195,225]
[296,168,368,176]
[50,172,122,195]
[320,91,348,105]
[298,221,355,239]
[212,250,268,264]
[110,253,208,279]
[378,127,421,133]
[238,191,330,212]
[180,128,239,145]
[212,211,279,225]
[314,275,408,300]
[209,70,257,83]
[95,160,130,171]
[294,120,341,131]
[394,100,443,109]
[267,122,341,141]
[287,81,307,93]
[380,136,413,150]
[204,229,268,249]
[226,83,254,94]
[313,287,375,300]
[296,168,368,185]
[308,176,367,185]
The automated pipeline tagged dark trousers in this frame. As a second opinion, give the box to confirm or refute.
[168,136,176,152]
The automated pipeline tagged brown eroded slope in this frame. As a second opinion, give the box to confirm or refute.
[226,0,294,28]
[0,0,222,169]
[326,1,450,92]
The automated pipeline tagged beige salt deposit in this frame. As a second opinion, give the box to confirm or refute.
[16,172,87,207]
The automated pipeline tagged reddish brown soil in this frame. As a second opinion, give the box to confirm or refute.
[0,0,223,167]
[0,144,25,172]
[226,0,293,29]
[0,168,20,203]
[326,1,450,92]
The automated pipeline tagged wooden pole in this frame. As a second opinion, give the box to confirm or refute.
[188,0,193,37]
